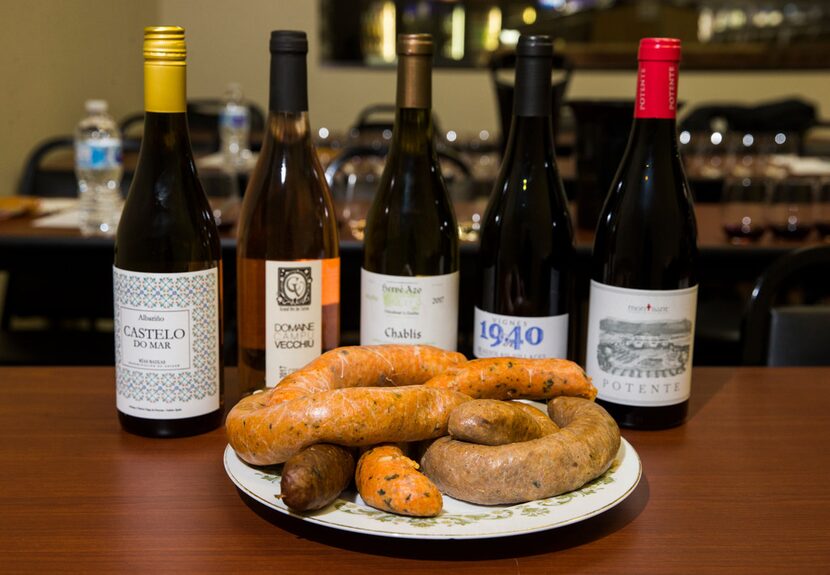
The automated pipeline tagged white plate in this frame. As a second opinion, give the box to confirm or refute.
[223,438,641,540]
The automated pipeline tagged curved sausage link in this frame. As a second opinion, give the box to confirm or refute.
[227,385,471,465]
[267,345,467,403]
[448,400,559,445]
[420,397,620,505]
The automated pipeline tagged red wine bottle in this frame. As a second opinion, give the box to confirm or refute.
[474,35,574,359]
[586,38,699,429]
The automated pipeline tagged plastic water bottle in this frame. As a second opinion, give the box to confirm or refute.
[74,99,123,236]
[219,83,250,168]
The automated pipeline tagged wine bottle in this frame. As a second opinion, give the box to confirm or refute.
[237,31,340,395]
[361,34,459,350]
[113,26,223,437]
[586,38,699,429]
[474,35,574,360]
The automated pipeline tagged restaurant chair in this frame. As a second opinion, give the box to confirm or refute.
[488,47,572,153]
[119,100,267,154]
[741,244,830,366]
[17,136,77,197]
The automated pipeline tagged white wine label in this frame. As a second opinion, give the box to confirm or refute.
[113,267,220,419]
[76,138,122,170]
[586,281,698,407]
[473,308,568,359]
[360,268,459,350]
[265,260,323,386]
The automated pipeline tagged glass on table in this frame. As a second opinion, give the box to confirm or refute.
[720,174,768,243]
[765,176,817,240]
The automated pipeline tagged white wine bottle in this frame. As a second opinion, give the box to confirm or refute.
[586,38,699,429]
[474,35,574,360]
[237,31,340,395]
[113,27,223,437]
[361,34,459,350]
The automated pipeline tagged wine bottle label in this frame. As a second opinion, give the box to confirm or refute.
[113,267,220,419]
[75,138,122,170]
[473,308,568,359]
[586,281,698,407]
[265,258,339,386]
[360,268,459,350]
[635,60,678,119]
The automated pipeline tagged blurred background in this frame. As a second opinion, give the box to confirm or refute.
[2,0,830,197]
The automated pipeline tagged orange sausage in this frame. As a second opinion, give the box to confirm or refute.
[355,444,443,517]
[226,385,471,465]
[267,345,466,403]
[425,358,596,401]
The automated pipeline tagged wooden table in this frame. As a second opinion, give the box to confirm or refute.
[1,366,828,573]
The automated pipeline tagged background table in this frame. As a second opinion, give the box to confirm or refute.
[1,366,828,573]
[1,203,824,365]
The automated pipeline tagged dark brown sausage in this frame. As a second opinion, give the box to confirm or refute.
[280,444,356,511]
[420,397,620,505]
[448,400,559,445]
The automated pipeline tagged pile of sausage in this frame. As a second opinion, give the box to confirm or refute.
[226,344,620,516]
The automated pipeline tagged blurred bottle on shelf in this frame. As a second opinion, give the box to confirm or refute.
[220,82,251,169]
[74,99,123,236]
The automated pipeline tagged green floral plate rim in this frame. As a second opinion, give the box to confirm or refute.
[224,438,641,540]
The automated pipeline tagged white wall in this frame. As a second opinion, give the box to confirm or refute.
[1,0,828,196]
[0,0,157,195]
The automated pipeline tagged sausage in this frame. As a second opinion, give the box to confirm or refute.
[424,358,596,401]
[280,444,356,512]
[227,385,471,465]
[267,344,466,403]
[355,444,443,517]
[448,399,559,446]
[420,397,620,505]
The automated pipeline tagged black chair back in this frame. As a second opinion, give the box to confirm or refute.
[742,244,830,365]
[18,136,76,197]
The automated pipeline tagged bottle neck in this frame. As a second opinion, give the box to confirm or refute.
[513,54,552,118]
[391,51,434,155]
[634,59,679,120]
[264,110,313,146]
[270,52,308,113]
[141,61,193,157]
[504,115,555,161]
[144,62,186,114]
[627,116,680,150]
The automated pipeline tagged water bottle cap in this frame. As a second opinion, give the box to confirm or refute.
[638,38,681,62]
[270,30,307,54]
[516,35,553,57]
[85,100,108,114]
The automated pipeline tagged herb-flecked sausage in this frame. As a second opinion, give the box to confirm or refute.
[267,345,466,402]
[280,444,356,511]
[355,444,442,517]
[227,385,471,465]
[448,400,559,445]
[425,358,596,401]
[420,397,620,505]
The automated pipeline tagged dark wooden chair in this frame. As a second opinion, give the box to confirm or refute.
[741,244,830,366]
